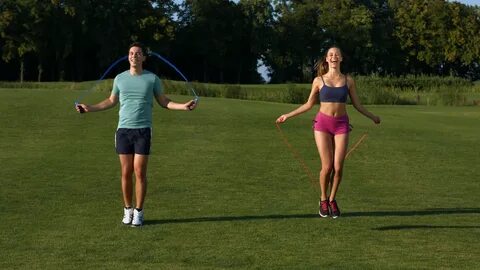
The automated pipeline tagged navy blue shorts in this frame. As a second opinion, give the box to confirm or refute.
[115,128,152,155]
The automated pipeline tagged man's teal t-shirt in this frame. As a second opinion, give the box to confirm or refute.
[112,70,162,129]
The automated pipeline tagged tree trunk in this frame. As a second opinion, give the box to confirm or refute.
[20,60,24,83]
[37,63,43,82]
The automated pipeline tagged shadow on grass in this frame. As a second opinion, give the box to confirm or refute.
[373,225,480,231]
[144,208,479,226]
[342,208,480,218]
[144,213,318,225]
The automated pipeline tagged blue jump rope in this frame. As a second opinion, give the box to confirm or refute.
[75,52,199,113]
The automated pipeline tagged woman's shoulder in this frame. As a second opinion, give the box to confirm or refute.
[345,73,357,81]
[344,74,356,91]
[312,76,324,91]
[313,76,324,85]
[345,74,356,84]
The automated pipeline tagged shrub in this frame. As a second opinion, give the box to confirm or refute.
[2,75,477,106]
[435,86,468,106]
[224,85,247,99]
[282,84,309,104]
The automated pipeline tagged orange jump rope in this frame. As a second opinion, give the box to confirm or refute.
[275,122,368,192]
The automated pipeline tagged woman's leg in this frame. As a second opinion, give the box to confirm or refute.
[314,131,334,201]
[329,133,349,201]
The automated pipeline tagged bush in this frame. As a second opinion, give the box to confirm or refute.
[355,74,472,92]
[2,75,477,106]
[224,85,247,99]
[356,87,415,105]
[435,86,468,106]
[282,84,309,104]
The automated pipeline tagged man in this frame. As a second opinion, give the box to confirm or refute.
[76,42,196,226]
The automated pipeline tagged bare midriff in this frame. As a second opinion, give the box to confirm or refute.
[319,102,347,117]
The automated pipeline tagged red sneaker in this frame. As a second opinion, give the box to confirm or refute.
[319,200,330,217]
[329,200,341,218]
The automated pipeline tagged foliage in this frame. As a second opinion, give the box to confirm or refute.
[172,0,268,84]
[1,74,476,106]
[0,0,175,82]
[0,0,479,82]
[224,84,247,99]
[279,83,309,104]
[390,0,480,78]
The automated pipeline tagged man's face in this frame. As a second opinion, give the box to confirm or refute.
[129,46,146,68]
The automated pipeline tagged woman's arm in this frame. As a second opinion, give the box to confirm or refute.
[347,76,380,124]
[276,77,321,123]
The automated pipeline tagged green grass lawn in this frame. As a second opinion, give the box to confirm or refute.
[0,88,479,269]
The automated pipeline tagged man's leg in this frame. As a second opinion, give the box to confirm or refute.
[133,154,149,209]
[119,154,134,207]
[131,128,151,227]
[119,154,134,224]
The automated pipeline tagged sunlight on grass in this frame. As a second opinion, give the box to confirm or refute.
[0,88,479,269]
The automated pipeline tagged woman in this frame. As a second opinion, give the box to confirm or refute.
[276,47,380,218]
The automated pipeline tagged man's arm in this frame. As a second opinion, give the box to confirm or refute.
[75,94,118,113]
[155,94,196,111]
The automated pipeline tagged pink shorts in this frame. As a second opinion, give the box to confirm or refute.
[313,112,350,135]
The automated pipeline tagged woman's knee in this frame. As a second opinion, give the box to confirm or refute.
[333,165,344,177]
[320,164,334,175]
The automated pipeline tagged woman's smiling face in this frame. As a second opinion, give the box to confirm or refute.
[326,47,343,68]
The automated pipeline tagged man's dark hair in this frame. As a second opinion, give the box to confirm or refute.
[129,42,146,55]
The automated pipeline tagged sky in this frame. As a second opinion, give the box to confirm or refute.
[450,0,480,4]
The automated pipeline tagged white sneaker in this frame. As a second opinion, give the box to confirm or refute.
[132,209,144,227]
[122,207,133,225]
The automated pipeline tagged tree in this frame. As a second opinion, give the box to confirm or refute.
[390,0,447,73]
[443,2,480,79]
[265,0,373,83]
[173,0,251,83]
[238,0,275,83]
[60,0,175,81]
[355,0,404,75]
[265,1,324,83]
[390,0,480,78]
[0,0,39,82]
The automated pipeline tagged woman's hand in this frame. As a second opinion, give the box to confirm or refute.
[276,114,288,123]
[372,115,381,124]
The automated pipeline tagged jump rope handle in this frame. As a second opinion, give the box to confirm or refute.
[189,96,199,111]
[75,102,85,114]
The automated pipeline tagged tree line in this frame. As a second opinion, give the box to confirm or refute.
[1,0,479,83]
